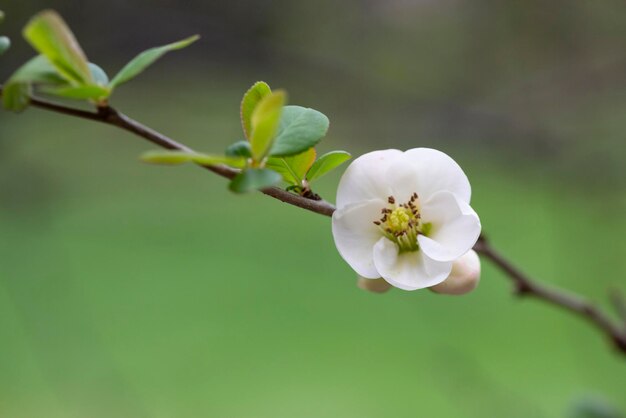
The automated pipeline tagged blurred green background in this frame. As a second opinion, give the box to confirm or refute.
[1,1,625,417]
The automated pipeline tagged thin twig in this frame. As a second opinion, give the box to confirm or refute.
[2,86,624,355]
[28,93,337,217]
[473,238,626,353]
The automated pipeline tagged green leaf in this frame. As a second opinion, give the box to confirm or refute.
[240,81,271,139]
[42,84,111,100]
[306,150,351,183]
[249,90,286,161]
[2,55,66,111]
[266,148,317,186]
[0,36,10,55]
[89,63,109,86]
[109,35,199,89]
[23,10,93,85]
[3,56,111,108]
[2,82,31,112]
[270,106,330,157]
[228,168,281,193]
[6,55,65,84]
[141,150,246,168]
[225,140,252,158]
[141,151,199,165]
[0,10,5,24]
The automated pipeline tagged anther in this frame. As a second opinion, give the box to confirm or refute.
[372,191,423,253]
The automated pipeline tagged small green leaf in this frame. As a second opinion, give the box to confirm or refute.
[0,36,10,55]
[2,82,31,112]
[23,10,93,85]
[6,55,65,84]
[185,153,246,168]
[266,148,317,185]
[141,150,246,168]
[42,84,110,100]
[141,150,198,165]
[270,106,329,157]
[240,81,271,139]
[109,35,199,89]
[89,63,109,86]
[228,168,281,193]
[0,10,5,24]
[2,55,66,111]
[249,90,286,161]
[3,56,110,109]
[306,150,351,183]
[225,140,252,158]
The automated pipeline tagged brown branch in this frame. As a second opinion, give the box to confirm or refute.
[2,86,624,355]
[25,93,337,217]
[473,238,626,354]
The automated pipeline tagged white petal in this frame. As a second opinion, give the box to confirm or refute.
[384,157,423,204]
[430,250,481,295]
[336,149,403,208]
[401,148,472,203]
[418,191,481,262]
[332,199,386,278]
[372,238,452,291]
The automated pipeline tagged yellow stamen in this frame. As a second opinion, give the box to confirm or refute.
[372,194,431,253]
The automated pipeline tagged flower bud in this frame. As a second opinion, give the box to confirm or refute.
[357,277,392,293]
[429,250,480,295]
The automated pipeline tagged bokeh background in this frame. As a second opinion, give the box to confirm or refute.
[1,1,625,417]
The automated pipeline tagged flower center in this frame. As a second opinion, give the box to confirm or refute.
[388,207,411,233]
[373,193,431,253]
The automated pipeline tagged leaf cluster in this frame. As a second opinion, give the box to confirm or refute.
[2,10,198,111]
[1,10,351,197]
[143,81,350,194]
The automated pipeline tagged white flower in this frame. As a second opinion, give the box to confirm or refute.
[332,148,481,291]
